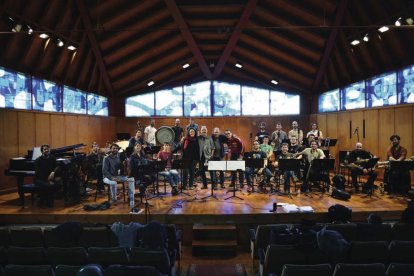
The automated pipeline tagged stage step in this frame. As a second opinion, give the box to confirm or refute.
[192,224,237,256]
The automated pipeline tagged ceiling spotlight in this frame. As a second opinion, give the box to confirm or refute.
[378,26,389,33]
[27,25,33,35]
[147,80,154,87]
[235,62,243,68]
[395,17,402,26]
[39,33,49,39]
[11,24,22,33]
[182,63,190,69]
[271,80,278,85]
[406,18,413,25]
[56,38,64,47]
[363,33,369,42]
[350,39,360,46]
[67,45,76,51]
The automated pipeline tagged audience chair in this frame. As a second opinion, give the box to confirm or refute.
[76,264,103,276]
[7,246,47,265]
[391,223,414,241]
[43,227,80,248]
[388,240,414,263]
[4,264,55,276]
[386,263,414,276]
[325,223,357,242]
[249,224,289,267]
[281,264,332,276]
[54,265,83,276]
[333,263,386,276]
[260,244,307,276]
[47,247,88,267]
[79,227,118,248]
[356,223,392,241]
[129,247,172,276]
[9,226,44,247]
[0,247,7,266]
[165,224,182,272]
[105,264,162,276]
[348,241,389,264]
[87,247,129,268]
[0,228,9,248]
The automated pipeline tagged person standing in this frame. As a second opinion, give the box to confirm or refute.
[144,119,157,146]
[198,126,215,189]
[255,122,270,144]
[182,128,199,189]
[225,129,244,188]
[288,121,304,144]
[171,118,184,152]
[270,122,288,150]
[102,144,135,207]
[384,135,410,194]
[306,123,323,142]
[211,127,227,188]
[186,117,199,135]
[128,129,145,148]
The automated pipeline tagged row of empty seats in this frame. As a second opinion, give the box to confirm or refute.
[0,264,161,276]
[279,263,414,276]
[260,240,414,275]
[250,222,414,267]
[0,246,173,275]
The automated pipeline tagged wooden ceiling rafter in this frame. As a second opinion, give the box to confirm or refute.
[212,0,258,79]
[311,0,348,95]
[164,0,212,79]
[76,0,113,97]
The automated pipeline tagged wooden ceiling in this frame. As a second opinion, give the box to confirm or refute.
[0,0,413,99]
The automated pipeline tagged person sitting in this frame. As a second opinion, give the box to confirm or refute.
[84,142,104,192]
[34,144,61,207]
[128,142,155,200]
[102,143,135,207]
[346,142,377,193]
[275,143,295,194]
[244,141,272,192]
[296,140,331,192]
[157,143,179,196]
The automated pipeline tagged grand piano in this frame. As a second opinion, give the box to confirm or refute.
[5,143,86,205]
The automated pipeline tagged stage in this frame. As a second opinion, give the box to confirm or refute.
[0,183,409,226]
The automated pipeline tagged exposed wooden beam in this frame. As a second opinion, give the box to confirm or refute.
[212,0,258,79]
[311,0,348,94]
[75,0,114,97]
[164,0,212,79]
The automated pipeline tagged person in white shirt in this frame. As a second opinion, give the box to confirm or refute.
[144,119,157,146]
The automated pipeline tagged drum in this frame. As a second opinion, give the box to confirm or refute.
[156,126,175,145]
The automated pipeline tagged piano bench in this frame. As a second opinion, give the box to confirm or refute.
[21,184,41,206]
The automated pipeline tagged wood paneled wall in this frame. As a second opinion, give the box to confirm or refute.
[2,104,414,191]
[0,110,116,190]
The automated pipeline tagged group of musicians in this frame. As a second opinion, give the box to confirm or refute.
[33,118,412,208]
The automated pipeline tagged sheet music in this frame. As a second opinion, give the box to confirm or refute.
[226,160,245,171]
[32,147,42,160]
[207,161,227,171]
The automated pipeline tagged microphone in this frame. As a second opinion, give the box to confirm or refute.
[354,127,359,134]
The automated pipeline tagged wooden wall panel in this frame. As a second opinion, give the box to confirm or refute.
[1,111,18,188]
[316,114,326,138]
[394,106,412,156]
[378,108,395,160]
[350,110,364,146]
[337,112,351,150]
[89,117,103,146]
[64,115,78,146]
[363,109,379,156]
[78,116,90,147]
[35,113,50,146]
[50,114,66,148]
[18,112,35,156]
[324,113,337,158]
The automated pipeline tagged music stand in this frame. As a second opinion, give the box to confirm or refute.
[244,158,265,194]
[147,160,167,200]
[225,160,245,200]
[144,146,161,156]
[308,158,335,196]
[387,161,414,197]
[203,161,225,200]
[172,159,192,196]
[278,159,301,198]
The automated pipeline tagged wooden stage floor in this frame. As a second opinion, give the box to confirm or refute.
[0,182,410,226]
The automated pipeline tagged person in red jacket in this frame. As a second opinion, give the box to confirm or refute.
[225,129,244,188]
